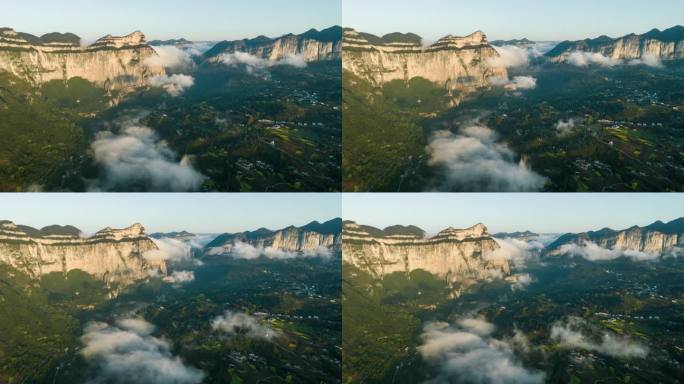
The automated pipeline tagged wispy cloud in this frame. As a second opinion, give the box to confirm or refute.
[552,240,664,261]
[427,124,547,192]
[162,270,195,284]
[210,241,331,260]
[419,318,545,384]
[551,317,648,358]
[148,74,195,96]
[89,117,206,192]
[215,52,307,76]
[80,318,205,384]
[211,310,277,340]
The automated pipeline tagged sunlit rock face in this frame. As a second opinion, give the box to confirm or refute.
[546,218,684,254]
[342,221,510,285]
[0,221,166,284]
[204,26,342,62]
[547,26,684,62]
[0,28,164,90]
[205,218,342,255]
[342,28,508,96]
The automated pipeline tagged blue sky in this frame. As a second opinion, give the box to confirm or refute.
[3,0,341,41]
[343,0,684,42]
[0,194,341,234]
[343,194,684,234]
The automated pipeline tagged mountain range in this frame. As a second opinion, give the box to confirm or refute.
[0,217,343,289]
[547,218,684,255]
[206,218,342,255]
[490,38,535,47]
[204,26,342,62]
[547,25,684,61]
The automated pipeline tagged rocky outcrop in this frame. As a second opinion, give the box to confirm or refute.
[547,25,684,62]
[343,28,508,96]
[206,218,342,256]
[204,26,342,63]
[0,221,166,284]
[0,27,164,90]
[342,221,509,284]
[546,218,684,255]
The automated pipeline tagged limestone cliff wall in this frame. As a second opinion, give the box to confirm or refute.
[0,222,166,284]
[342,222,509,284]
[343,29,507,94]
[0,29,164,90]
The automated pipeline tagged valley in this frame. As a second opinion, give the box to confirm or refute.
[0,217,342,383]
[342,218,684,383]
[342,26,684,192]
[0,26,342,192]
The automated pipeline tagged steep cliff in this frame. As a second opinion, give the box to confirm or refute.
[0,28,164,90]
[206,218,342,256]
[342,221,509,284]
[0,221,166,284]
[546,218,684,255]
[204,26,342,63]
[342,28,508,94]
[547,25,684,62]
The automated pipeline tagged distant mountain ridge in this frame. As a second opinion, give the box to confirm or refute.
[206,218,342,255]
[203,26,342,62]
[149,38,193,46]
[547,25,684,61]
[491,38,535,47]
[547,218,684,255]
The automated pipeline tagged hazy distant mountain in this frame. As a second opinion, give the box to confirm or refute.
[206,218,342,255]
[494,230,539,239]
[148,37,193,46]
[547,25,684,61]
[204,26,342,62]
[547,218,684,255]
[491,38,535,47]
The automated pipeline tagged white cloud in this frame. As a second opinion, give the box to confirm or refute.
[555,119,576,137]
[216,52,308,74]
[223,241,332,260]
[211,310,277,340]
[628,54,664,68]
[80,318,204,384]
[163,270,195,284]
[427,124,547,192]
[565,52,623,68]
[509,273,533,291]
[146,237,193,263]
[148,74,195,96]
[146,46,195,70]
[552,240,661,261]
[551,317,648,358]
[489,45,531,68]
[490,237,545,269]
[419,319,545,384]
[490,75,537,91]
[90,122,206,192]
